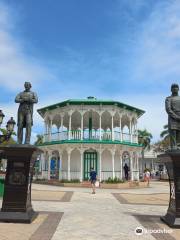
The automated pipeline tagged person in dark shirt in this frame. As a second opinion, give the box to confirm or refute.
[90,167,97,194]
[124,163,129,180]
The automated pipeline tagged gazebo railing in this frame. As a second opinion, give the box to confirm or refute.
[43,130,138,144]
[101,171,122,180]
[59,170,81,180]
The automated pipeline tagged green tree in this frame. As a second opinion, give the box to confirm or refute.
[154,124,170,151]
[138,129,153,166]
[0,128,16,170]
[160,124,169,140]
[34,134,44,145]
[0,128,16,145]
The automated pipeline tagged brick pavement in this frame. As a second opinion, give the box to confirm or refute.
[0,182,179,240]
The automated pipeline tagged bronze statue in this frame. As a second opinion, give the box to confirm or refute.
[15,82,38,144]
[166,83,180,149]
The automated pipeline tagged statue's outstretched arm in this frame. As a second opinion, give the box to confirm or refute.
[165,97,179,119]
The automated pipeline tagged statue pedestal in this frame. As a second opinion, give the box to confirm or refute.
[0,145,40,223]
[158,151,180,228]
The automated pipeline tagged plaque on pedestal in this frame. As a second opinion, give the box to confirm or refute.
[159,151,180,228]
[0,144,41,223]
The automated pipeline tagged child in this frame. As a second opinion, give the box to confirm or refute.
[89,167,97,194]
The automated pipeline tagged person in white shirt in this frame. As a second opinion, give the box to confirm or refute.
[144,170,150,186]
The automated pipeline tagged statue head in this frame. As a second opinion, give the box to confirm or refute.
[24,82,32,91]
[171,83,179,95]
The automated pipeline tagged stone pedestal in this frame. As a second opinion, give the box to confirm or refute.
[158,151,180,228]
[0,144,41,223]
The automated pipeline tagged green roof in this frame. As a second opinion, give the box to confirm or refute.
[37,97,145,118]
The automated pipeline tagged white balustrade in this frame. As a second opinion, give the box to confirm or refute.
[59,171,80,180]
[114,171,122,179]
[41,170,48,179]
[122,133,131,142]
[114,131,120,141]
[70,171,81,180]
[60,170,68,180]
[101,171,113,180]
[43,130,138,144]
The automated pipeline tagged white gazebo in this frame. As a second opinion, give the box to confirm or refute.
[36,97,145,182]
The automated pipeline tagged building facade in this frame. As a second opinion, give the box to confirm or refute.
[37,97,145,182]
[139,146,167,179]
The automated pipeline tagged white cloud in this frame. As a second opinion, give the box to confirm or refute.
[132,0,180,83]
[0,2,54,91]
[115,93,167,143]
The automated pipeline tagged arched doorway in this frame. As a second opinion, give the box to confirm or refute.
[83,150,98,180]
[122,151,130,180]
[50,151,60,179]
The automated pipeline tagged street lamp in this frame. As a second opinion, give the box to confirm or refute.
[0,110,5,125]
[0,110,16,144]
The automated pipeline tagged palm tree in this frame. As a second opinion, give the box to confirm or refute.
[34,134,44,145]
[160,124,169,139]
[138,129,153,150]
[138,129,153,171]
[155,124,170,151]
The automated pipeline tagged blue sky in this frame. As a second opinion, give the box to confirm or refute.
[0,0,180,142]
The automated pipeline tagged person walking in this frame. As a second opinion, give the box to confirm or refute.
[144,169,151,186]
[123,163,129,180]
[89,167,97,194]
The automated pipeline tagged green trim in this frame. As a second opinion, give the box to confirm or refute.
[37,139,142,147]
[37,98,145,118]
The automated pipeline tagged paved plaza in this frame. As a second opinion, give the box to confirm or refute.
[0,181,179,240]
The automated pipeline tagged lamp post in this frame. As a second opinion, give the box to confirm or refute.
[0,110,16,144]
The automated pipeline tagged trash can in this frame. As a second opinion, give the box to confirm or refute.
[0,176,5,197]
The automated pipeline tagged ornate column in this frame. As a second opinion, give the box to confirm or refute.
[129,118,133,143]
[49,118,53,142]
[59,114,64,140]
[130,152,134,181]
[81,113,84,141]
[44,120,47,142]
[58,151,62,180]
[60,114,64,134]
[120,151,123,180]
[68,111,73,140]
[135,119,138,143]
[48,151,52,180]
[47,121,50,141]
[41,153,45,178]
[111,114,114,141]
[136,153,140,181]
[67,149,72,181]
[80,148,84,182]
[111,149,115,179]
[119,115,122,142]
[57,127,60,140]
[99,113,102,141]
[98,146,103,182]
